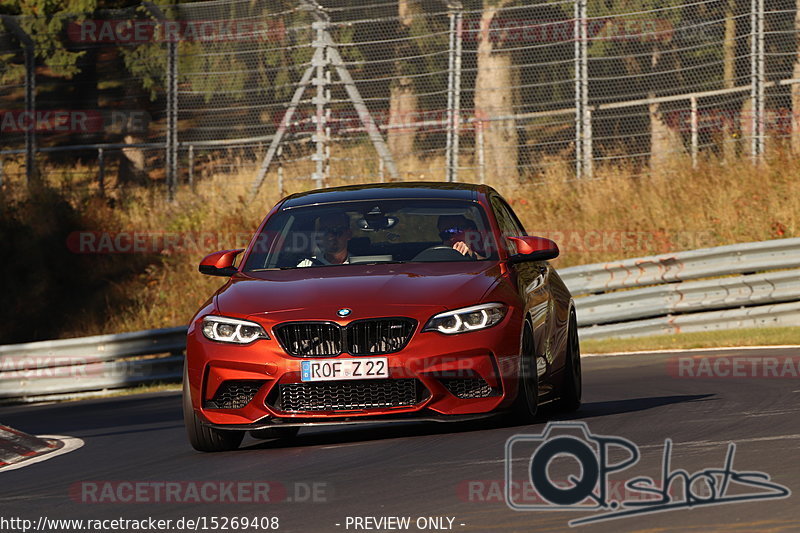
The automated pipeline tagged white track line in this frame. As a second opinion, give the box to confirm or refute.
[0,435,84,473]
[582,345,800,358]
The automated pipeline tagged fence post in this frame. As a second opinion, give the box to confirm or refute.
[476,120,486,184]
[445,2,463,183]
[574,0,583,179]
[167,39,178,200]
[584,108,593,178]
[312,20,329,190]
[98,148,105,195]
[445,8,456,182]
[690,95,698,168]
[580,0,592,178]
[277,145,284,197]
[750,0,765,162]
[756,0,765,159]
[187,145,194,190]
[1,16,37,190]
[144,3,178,200]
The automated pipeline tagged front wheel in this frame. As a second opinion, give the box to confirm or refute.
[557,310,582,412]
[511,323,539,423]
[183,364,244,452]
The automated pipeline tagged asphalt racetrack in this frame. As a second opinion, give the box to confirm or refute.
[1,348,798,533]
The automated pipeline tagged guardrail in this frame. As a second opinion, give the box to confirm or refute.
[0,238,798,401]
[0,327,186,401]
[562,238,800,340]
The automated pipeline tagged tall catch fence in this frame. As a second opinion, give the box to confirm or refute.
[1,0,799,199]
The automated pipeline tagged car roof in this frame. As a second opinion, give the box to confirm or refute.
[280,182,493,209]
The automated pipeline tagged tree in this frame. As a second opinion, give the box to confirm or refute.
[0,0,96,82]
[387,0,420,163]
[474,0,519,182]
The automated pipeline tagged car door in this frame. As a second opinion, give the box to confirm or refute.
[489,195,555,394]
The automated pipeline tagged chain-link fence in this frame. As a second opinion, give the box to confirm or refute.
[1,0,799,199]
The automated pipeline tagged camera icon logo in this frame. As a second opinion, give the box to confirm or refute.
[504,421,639,512]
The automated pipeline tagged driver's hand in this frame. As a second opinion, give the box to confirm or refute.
[452,241,473,257]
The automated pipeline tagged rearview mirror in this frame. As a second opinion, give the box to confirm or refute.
[357,214,398,231]
[507,236,559,263]
[199,249,244,277]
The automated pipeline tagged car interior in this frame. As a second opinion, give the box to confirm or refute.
[245,201,497,270]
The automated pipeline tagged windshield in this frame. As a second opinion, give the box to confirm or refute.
[243,199,498,271]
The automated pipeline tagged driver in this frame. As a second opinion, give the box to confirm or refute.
[297,211,352,267]
[437,215,486,260]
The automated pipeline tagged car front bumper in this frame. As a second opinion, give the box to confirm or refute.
[185,307,524,427]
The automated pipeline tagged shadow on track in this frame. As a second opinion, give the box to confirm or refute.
[0,391,715,449]
[552,393,716,422]
[240,394,715,450]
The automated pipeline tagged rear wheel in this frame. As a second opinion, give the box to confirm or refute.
[250,427,300,440]
[183,364,244,452]
[511,322,539,423]
[558,310,582,412]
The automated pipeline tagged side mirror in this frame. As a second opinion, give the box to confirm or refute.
[199,249,244,277]
[507,236,559,263]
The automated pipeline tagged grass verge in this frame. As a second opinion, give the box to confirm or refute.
[581,326,800,354]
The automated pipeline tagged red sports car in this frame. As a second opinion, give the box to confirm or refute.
[184,183,581,452]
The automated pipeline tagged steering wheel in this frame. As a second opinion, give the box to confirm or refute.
[412,245,476,262]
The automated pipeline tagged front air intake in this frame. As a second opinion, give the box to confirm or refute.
[205,380,265,409]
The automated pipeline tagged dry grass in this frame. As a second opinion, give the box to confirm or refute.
[1,146,797,339]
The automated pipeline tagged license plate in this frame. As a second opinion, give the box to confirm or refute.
[301,357,389,382]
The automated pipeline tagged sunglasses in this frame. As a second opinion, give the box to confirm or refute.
[439,227,465,240]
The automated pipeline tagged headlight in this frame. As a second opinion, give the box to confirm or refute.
[201,315,269,344]
[423,303,507,334]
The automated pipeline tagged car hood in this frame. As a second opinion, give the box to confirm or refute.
[215,262,503,320]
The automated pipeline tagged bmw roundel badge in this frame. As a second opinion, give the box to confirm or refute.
[337,308,352,317]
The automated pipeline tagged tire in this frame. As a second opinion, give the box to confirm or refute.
[558,310,582,412]
[511,322,539,423]
[250,427,300,440]
[182,364,244,452]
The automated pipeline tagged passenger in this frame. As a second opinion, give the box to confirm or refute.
[437,214,486,260]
